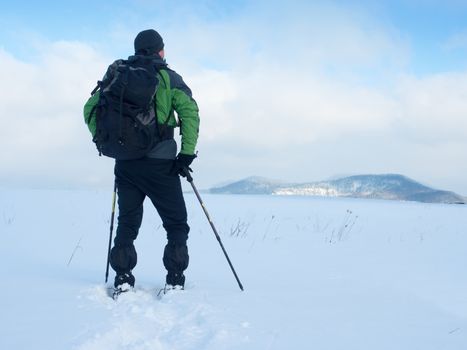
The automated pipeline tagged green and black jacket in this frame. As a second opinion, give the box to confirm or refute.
[83,56,200,156]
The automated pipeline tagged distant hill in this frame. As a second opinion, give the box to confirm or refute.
[209,176,288,195]
[209,174,466,204]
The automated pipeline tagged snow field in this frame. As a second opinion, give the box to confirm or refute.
[1,188,467,349]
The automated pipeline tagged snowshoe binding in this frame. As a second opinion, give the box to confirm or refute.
[111,272,135,300]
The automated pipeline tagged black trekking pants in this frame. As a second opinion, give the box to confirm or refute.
[110,158,189,276]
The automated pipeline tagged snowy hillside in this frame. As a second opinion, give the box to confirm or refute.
[211,174,466,204]
[209,176,288,195]
[1,187,467,349]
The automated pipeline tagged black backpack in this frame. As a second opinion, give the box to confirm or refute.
[91,56,160,160]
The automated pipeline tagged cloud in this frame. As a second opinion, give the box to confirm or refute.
[163,1,410,71]
[187,60,467,192]
[1,1,467,194]
[168,3,467,192]
[0,41,115,187]
[163,1,409,148]
[394,72,467,144]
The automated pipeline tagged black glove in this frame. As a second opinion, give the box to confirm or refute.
[172,153,196,178]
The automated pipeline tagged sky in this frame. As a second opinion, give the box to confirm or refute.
[1,0,467,194]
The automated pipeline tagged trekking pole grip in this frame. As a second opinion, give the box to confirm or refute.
[181,166,193,183]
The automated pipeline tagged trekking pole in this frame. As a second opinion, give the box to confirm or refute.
[105,180,117,284]
[183,170,244,291]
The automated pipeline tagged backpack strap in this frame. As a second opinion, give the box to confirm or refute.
[117,67,129,145]
[87,81,102,125]
[90,81,101,96]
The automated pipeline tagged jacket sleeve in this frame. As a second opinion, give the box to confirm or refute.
[170,72,200,155]
[83,91,100,138]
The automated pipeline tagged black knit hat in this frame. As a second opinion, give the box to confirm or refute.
[134,29,164,55]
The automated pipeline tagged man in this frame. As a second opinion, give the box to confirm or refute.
[84,29,200,293]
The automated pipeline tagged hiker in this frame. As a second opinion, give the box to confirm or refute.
[84,29,200,293]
